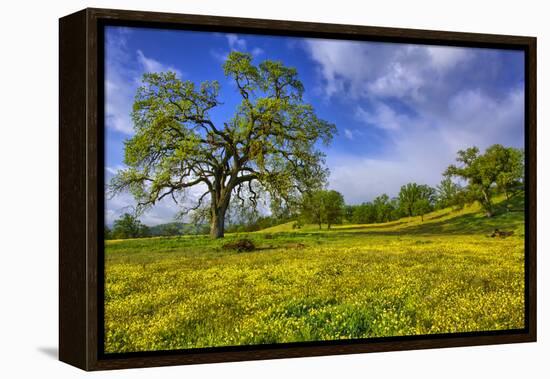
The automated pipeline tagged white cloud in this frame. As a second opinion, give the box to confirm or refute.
[105,30,184,135]
[105,165,126,175]
[105,172,210,226]
[210,50,229,63]
[211,34,264,63]
[344,129,354,140]
[303,39,371,97]
[105,30,135,135]
[329,156,437,204]
[366,61,425,101]
[136,50,182,77]
[251,47,264,57]
[105,28,198,225]
[440,86,525,152]
[226,34,247,50]
[303,38,523,204]
[303,38,475,103]
[355,102,412,131]
[425,45,473,71]
[328,87,524,204]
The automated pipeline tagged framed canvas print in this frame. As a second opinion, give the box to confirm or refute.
[59,8,536,371]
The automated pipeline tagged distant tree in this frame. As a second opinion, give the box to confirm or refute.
[104,226,112,240]
[444,144,524,217]
[373,194,393,223]
[301,190,326,229]
[351,203,374,224]
[436,177,461,209]
[389,197,404,220]
[109,51,335,239]
[398,183,435,218]
[324,190,345,229]
[301,189,344,229]
[163,223,181,236]
[399,183,420,217]
[495,148,524,201]
[344,205,355,223]
[111,213,150,239]
[413,198,432,222]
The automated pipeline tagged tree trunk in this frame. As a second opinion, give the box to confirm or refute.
[481,188,493,217]
[210,205,227,239]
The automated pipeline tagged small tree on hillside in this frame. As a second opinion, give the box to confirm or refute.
[301,189,344,229]
[324,190,345,229]
[163,223,181,236]
[351,202,375,224]
[344,205,355,223]
[436,177,460,209]
[111,213,150,239]
[414,198,431,221]
[398,183,435,218]
[373,194,393,223]
[104,226,112,240]
[301,191,326,229]
[444,144,524,217]
[495,148,524,201]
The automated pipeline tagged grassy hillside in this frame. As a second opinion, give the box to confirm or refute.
[104,195,525,353]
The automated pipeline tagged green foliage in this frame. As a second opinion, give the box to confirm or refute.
[323,190,345,228]
[109,52,335,238]
[350,203,377,224]
[445,144,524,217]
[347,195,403,225]
[104,226,112,240]
[147,222,209,237]
[104,195,524,352]
[372,194,394,223]
[301,190,345,229]
[110,213,150,239]
[398,183,435,218]
[436,177,460,209]
[413,199,431,221]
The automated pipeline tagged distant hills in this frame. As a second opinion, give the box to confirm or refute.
[148,222,209,237]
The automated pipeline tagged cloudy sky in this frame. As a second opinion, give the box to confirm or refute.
[104,26,525,226]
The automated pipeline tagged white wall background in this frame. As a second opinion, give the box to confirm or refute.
[0,0,547,377]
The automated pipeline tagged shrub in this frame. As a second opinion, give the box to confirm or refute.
[222,239,256,252]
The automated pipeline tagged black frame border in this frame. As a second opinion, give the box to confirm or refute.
[59,8,536,371]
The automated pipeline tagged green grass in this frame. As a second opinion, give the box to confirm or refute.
[104,196,525,353]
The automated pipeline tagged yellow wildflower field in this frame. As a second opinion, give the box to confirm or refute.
[104,200,525,353]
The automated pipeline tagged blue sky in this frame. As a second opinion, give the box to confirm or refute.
[104,26,524,226]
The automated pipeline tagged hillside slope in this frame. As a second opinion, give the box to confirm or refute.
[257,194,524,236]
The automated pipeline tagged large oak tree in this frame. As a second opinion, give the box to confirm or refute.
[109,52,336,238]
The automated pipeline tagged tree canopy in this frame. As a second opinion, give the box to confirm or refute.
[444,144,524,217]
[301,189,345,229]
[109,52,336,238]
[110,213,150,239]
[398,183,435,218]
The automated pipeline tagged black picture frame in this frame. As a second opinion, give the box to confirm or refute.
[59,7,537,371]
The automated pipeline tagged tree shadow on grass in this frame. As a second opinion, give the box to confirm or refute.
[301,196,525,239]
[336,221,408,231]
[397,211,524,236]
